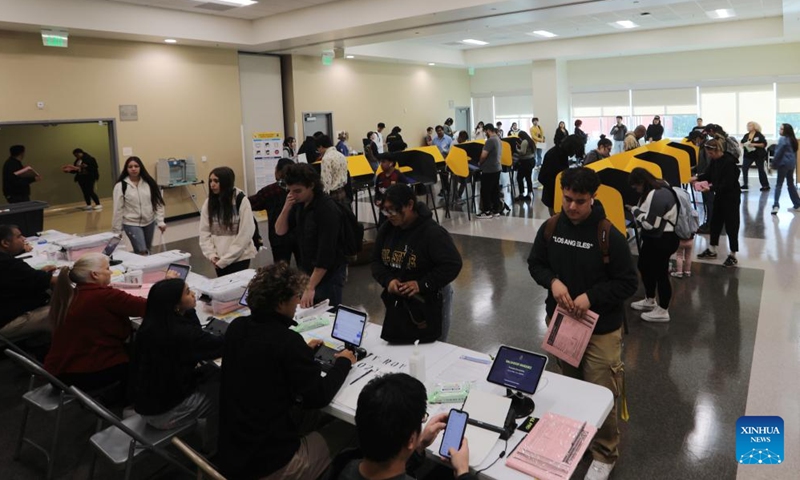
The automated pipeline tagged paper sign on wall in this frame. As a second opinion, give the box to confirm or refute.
[252,132,283,191]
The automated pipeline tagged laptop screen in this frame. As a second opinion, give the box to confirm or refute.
[331,306,367,346]
[103,236,122,256]
[239,287,249,307]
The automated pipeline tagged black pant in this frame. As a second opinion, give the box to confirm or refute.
[271,242,300,266]
[314,263,347,306]
[480,171,501,214]
[516,157,534,195]
[5,194,29,203]
[77,177,100,206]
[215,259,251,277]
[59,362,130,405]
[742,153,769,188]
[710,194,740,252]
[701,190,715,225]
[637,232,680,309]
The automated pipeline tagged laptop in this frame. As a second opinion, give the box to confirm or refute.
[314,306,368,372]
[104,236,124,265]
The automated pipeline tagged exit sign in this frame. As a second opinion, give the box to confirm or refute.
[42,29,68,48]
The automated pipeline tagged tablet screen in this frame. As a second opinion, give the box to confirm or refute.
[167,263,190,280]
[486,346,547,395]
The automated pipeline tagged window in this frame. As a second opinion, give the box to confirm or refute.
[777,83,800,132]
[495,94,533,134]
[700,84,774,136]
[472,96,494,132]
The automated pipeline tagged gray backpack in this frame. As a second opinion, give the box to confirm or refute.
[668,186,699,240]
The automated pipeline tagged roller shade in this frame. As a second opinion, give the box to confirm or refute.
[632,88,697,115]
[472,96,494,126]
[571,91,630,117]
[494,94,533,116]
[777,83,800,113]
[700,85,774,135]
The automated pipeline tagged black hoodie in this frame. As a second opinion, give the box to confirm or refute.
[371,202,462,295]
[527,205,638,334]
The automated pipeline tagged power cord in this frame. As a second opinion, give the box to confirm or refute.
[475,438,508,475]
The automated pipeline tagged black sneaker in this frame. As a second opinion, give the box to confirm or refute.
[723,255,738,268]
[697,224,711,234]
[697,249,718,259]
[760,186,771,191]
[741,185,749,192]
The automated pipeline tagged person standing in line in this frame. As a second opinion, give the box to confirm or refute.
[509,122,520,136]
[473,121,486,141]
[574,119,588,148]
[336,131,350,157]
[3,145,41,203]
[539,135,585,216]
[112,157,166,255]
[627,168,680,323]
[275,164,346,308]
[528,167,638,480]
[740,122,769,192]
[530,117,546,170]
[282,137,297,160]
[609,116,628,154]
[687,131,712,233]
[496,121,505,138]
[771,123,800,214]
[317,134,351,204]
[646,116,664,143]
[443,118,455,138]
[691,117,705,133]
[693,139,742,267]
[371,185,462,342]
[475,124,503,219]
[584,136,613,165]
[424,127,434,146]
[199,166,257,277]
[515,131,536,201]
[64,148,101,210]
[624,126,646,151]
[553,121,569,149]
[375,123,386,154]
[364,131,380,169]
[249,158,300,265]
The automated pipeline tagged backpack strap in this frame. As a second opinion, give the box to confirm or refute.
[543,213,560,242]
[597,218,612,265]
[235,191,244,210]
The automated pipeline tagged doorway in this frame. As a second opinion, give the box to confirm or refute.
[454,107,471,137]
[302,112,333,139]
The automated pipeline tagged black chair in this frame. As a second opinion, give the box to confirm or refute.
[69,386,196,480]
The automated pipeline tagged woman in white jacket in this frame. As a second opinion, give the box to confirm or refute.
[112,157,166,254]
[199,166,256,277]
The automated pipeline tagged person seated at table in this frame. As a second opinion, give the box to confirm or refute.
[217,263,356,480]
[328,373,474,480]
[372,184,462,343]
[133,278,224,447]
[44,252,146,398]
[0,224,57,342]
[374,154,409,226]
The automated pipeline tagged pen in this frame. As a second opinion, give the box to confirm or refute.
[349,369,373,385]
[460,355,491,365]
[562,421,586,463]
[466,418,505,435]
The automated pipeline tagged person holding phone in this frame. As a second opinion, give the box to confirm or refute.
[328,373,473,480]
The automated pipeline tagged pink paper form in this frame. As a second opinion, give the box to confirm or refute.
[541,307,598,368]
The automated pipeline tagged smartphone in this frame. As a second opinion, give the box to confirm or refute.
[439,409,469,458]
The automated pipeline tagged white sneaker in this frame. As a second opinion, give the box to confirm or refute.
[670,271,683,278]
[475,212,493,219]
[771,206,779,215]
[641,306,670,322]
[788,206,800,213]
[93,205,103,211]
[630,298,656,311]
[82,205,93,211]
[585,460,615,480]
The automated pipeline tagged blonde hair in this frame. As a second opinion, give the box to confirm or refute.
[49,252,109,329]
[748,121,762,132]
[337,131,349,141]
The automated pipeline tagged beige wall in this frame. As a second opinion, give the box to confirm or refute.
[0,31,244,217]
[287,55,471,149]
[0,123,113,206]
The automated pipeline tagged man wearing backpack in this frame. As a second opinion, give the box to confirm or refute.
[528,167,637,480]
[276,164,346,308]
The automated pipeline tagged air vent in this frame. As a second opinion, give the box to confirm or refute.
[195,2,237,11]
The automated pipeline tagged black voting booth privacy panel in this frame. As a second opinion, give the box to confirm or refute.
[0,201,48,236]
[634,151,681,188]
[390,150,443,222]
[668,142,698,170]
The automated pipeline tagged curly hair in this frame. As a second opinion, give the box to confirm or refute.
[246,262,309,313]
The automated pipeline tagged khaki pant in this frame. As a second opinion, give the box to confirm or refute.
[0,306,51,341]
[556,327,624,464]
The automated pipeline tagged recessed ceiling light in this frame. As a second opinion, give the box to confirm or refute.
[462,39,489,46]
[346,55,355,59]
[707,8,735,19]
[164,39,177,43]
[428,63,436,66]
[610,20,639,29]
[210,0,258,6]
[530,30,558,38]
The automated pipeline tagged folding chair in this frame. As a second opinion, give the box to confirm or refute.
[172,437,226,480]
[3,348,75,480]
[69,386,196,480]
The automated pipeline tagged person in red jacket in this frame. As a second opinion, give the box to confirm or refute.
[44,252,146,397]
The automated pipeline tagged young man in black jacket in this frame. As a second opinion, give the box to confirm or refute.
[276,164,346,308]
[328,373,473,480]
[371,184,462,342]
[527,167,637,480]
[218,264,356,480]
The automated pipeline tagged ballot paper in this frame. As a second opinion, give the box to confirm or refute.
[542,307,598,368]
[461,390,511,467]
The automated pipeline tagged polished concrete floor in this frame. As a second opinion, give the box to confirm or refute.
[1,172,798,479]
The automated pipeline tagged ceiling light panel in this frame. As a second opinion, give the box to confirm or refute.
[610,20,639,29]
[461,39,489,45]
[530,30,558,38]
[706,9,736,19]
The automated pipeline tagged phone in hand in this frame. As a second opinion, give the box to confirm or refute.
[439,409,469,458]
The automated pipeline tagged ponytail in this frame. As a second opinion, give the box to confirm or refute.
[48,252,109,329]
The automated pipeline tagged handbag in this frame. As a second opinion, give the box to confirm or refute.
[379,226,443,344]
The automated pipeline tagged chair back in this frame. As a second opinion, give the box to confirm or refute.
[4,349,70,392]
[69,386,148,445]
[172,437,226,480]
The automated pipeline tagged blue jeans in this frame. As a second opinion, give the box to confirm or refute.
[123,222,156,254]
[439,283,454,342]
[774,165,800,209]
[314,263,347,306]
[535,148,543,167]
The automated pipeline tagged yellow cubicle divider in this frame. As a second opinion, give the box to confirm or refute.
[500,141,513,167]
[445,146,471,179]
[347,155,375,178]
[410,146,445,164]
[553,175,627,236]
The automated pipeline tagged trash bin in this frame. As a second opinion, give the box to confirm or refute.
[0,201,48,236]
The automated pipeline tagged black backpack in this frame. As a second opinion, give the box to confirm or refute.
[236,192,263,250]
[334,199,364,257]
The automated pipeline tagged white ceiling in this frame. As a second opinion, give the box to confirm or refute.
[104,0,343,20]
[405,0,785,49]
